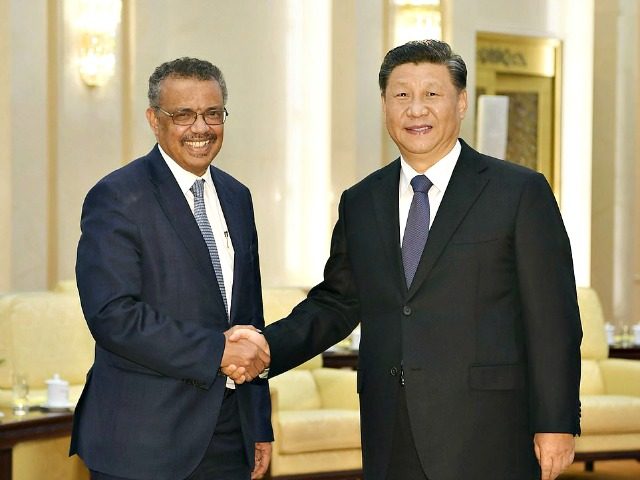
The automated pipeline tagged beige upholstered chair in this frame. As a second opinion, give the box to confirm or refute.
[575,287,640,470]
[0,287,93,480]
[262,288,362,479]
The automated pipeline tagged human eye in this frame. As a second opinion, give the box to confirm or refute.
[173,110,195,123]
[204,110,223,122]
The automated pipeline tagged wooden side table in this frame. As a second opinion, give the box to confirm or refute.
[0,407,74,480]
[322,350,358,370]
[609,346,640,360]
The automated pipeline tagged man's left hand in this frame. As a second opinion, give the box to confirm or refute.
[534,432,575,480]
[252,442,272,479]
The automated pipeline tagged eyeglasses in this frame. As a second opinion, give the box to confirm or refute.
[155,107,229,126]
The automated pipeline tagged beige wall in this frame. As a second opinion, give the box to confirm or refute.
[1,0,637,330]
[0,0,11,291]
[592,0,619,326]
[2,0,125,289]
[445,0,595,288]
[591,0,640,329]
[0,0,384,291]
[125,0,385,286]
[9,0,51,290]
[636,1,640,328]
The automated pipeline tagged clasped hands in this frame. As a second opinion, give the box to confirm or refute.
[221,325,271,383]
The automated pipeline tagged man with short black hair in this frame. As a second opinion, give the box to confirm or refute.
[234,40,582,480]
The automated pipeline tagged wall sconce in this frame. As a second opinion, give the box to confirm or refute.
[388,0,442,47]
[76,0,122,87]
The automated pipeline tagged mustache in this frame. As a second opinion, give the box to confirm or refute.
[181,133,217,142]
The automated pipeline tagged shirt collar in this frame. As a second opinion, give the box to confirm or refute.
[400,140,461,195]
[158,144,214,195]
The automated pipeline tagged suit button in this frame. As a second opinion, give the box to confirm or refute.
[403,305,412,316]
[390,367,398,376]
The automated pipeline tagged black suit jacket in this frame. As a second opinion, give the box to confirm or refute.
[71,145,272,479]
[264,139,581,480]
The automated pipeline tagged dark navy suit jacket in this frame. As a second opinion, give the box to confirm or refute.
[71,145,272,479]
[265,139,581,480]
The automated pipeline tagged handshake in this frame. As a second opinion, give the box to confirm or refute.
[221,326,271,383]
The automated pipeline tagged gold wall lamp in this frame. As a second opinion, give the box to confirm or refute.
[387,0,442,48]
[76,0,122,87]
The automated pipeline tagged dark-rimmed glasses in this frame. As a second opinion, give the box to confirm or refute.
[155,107,229,126]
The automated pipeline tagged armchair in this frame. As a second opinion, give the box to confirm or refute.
[0,287,93,480]
[574,287,640,470]
[262,288,362,479]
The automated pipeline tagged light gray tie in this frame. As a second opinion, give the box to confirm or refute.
[190,179,229,316]
[402,175,433,287]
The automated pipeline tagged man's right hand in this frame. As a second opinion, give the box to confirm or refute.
[221,326,271,383]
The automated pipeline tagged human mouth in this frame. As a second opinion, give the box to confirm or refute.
[405,124,432,134]
[184,139,212,149]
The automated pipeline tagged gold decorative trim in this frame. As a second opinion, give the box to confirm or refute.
[46,0,59,289]
[476,33,559,77]
[120,0,133,165]
[476,32,562,199]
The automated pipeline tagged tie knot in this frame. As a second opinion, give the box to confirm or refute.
[410,175,432,194]
[190,179,205,198]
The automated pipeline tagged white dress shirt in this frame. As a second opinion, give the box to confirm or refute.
[399,140,461,245]
[159,145,235,316]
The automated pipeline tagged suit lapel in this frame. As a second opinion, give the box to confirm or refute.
[210,166,245,324]
[370,160,407,289]
[407,141,489,299]
[145,147,219,286]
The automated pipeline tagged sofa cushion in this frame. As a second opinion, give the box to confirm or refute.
[270,370,322,410]
[262,288,307,325]
[0,292,94,389]
[270,448,362,476]
[277,409,361,454]
[575,433,640,453]
[580,395,640,434]
[600,358,640,396]
[580,359,605,395]
[313,368,359,410]
[577,287,609,361]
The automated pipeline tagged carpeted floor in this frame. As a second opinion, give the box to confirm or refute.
[559,460,640,479]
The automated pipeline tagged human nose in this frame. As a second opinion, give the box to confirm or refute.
[407,97,429,117]
[190,113,210,132]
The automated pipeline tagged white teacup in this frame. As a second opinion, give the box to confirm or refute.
[633,324,640,346]
[46,373,69,407]
[604,323,615,346]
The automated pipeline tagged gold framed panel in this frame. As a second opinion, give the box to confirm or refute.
[476,32,562,198]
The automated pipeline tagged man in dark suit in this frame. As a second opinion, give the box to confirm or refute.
[232,40,582,480]
[71,57,272,480]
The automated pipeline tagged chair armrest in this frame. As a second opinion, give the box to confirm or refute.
[312,368,359,410]
[599,358,640,396]
[269,385,280,415]
[269,386,281,452]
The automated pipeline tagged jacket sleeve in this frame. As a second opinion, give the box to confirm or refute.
[514,172,582,435]
[76,179,224,388]
[264,192,361,377]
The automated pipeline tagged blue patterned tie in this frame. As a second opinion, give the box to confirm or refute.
[190,179,229,317]
[402,175,433,287]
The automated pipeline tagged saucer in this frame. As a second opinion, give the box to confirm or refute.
[40,402,74,412]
